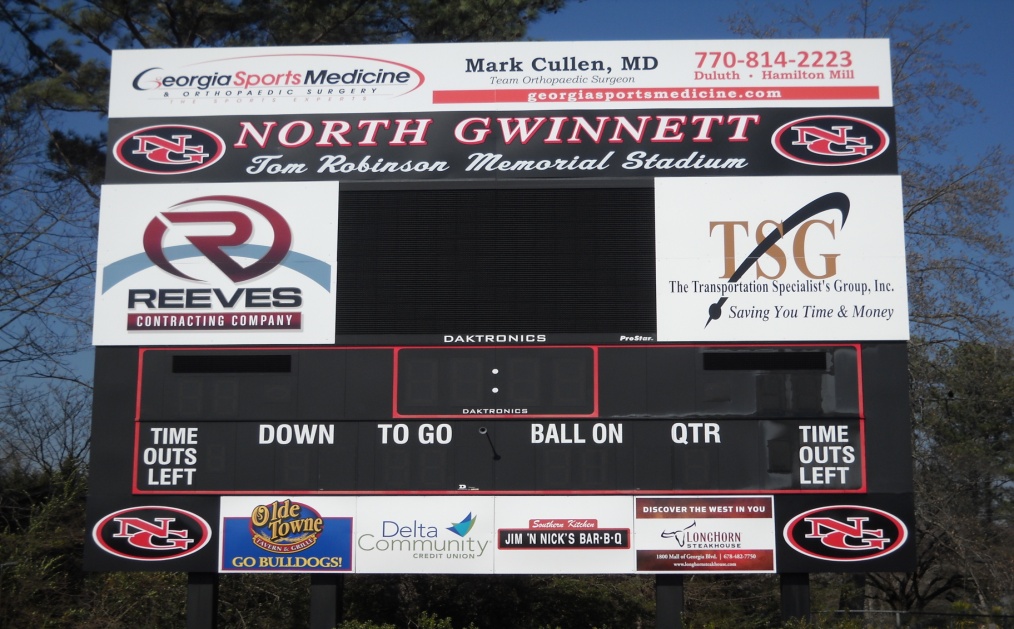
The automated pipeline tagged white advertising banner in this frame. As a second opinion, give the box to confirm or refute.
[93,181,339,345]
[655,175,908,341]
[635,496,776,573]
[109,39,892,118]
[355,496,496,574]
[493,496,635,574]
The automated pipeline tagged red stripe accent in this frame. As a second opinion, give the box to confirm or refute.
[433,86,880,104]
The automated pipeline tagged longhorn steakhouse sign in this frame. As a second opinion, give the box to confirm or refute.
[86,39,915,576]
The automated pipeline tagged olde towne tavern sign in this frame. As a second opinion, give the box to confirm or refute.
[86,39,913,577]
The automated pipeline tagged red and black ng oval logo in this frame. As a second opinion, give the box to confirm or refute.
[114,124,226,174]
[783,505,907,562]
[772,115,890,166]
[92,506,212,561]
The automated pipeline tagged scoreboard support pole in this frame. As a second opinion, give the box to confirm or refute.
[186,572,218,629]
[780,573,810,623]
[310,574,344,629]
[655,574,684,629]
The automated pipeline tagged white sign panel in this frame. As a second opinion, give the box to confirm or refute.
[493,496,634,574]
[655,175,908,341]
[93,182,339,345]
[109,39,892,118]
[635,496,776,573]
[355,496,496,574]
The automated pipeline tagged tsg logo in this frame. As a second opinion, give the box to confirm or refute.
[704,192,849,327]
[143,195,292,283]
[772,116,890,166]
[783,505,908,561]
[114,125,226,174]
[92,506,211,561]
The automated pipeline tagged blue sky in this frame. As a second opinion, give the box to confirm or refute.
[527,0,1012,151]
[528,0,1014,249]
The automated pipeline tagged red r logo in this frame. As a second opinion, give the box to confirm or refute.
[142,195,292,283]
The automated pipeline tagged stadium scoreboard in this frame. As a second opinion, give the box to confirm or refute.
[86,38,914,575]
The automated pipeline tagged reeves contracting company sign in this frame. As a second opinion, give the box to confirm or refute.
[87,39,915,577]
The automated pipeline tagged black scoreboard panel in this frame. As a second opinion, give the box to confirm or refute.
[130,343,878,495]
[334,182,657,335]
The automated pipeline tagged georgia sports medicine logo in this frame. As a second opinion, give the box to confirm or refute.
[129,53,426,99]
[114,125,226,174]
[772,115,890,166]
[783,505,908,562]
[92,506,211,561]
